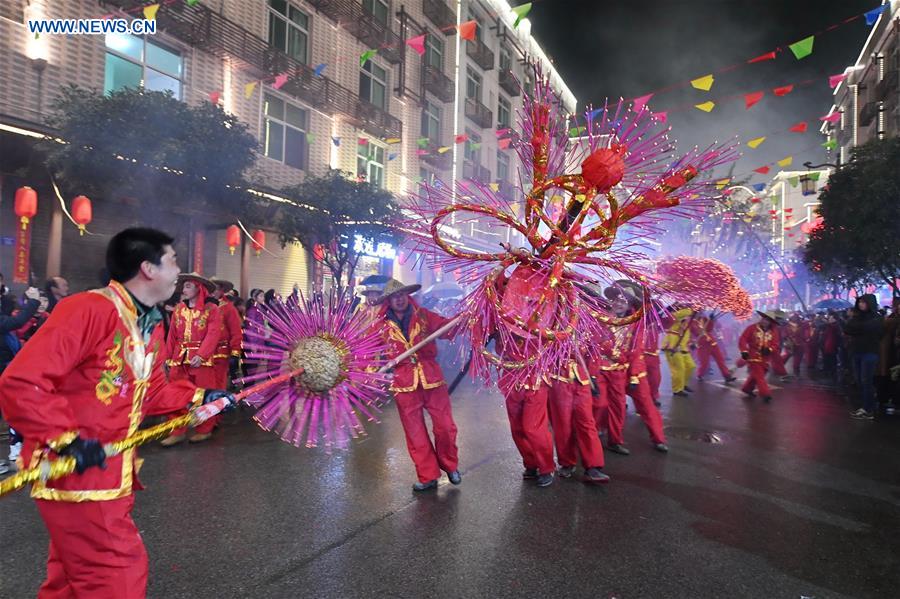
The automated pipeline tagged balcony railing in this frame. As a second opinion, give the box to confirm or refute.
[101,0,401,139]
[859,101,879,127]
[463,160,491,184]
[423,0,455,33]
[464,98,493,129]
[420,141,452,171]
[466,38,495,71]
[422,64,454,103]
[498,68,520,97]
[877,70,898,99]
[306,0,403,64]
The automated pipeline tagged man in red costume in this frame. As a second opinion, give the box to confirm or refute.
[590,289,668,455]
[378,279,461,491]
[642,318,664,407]
[738,311,781,402]
[782,313,807,376]
[694,312,737,383]
[161,272,223,445]
[0,228,233,599]
[210,278,243,389]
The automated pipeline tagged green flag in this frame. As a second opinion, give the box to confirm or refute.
[417,137,429,148]
[360,49,378,67]
[822,139,837,150]
[306,133,315,144]
[512,3,532,28]
[568,126,586,137]
[186,0,200,6]
[788,176,799,188]
[809,172,821,181]
[789,35,814,60]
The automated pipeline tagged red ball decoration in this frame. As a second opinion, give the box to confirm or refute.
[14,186,37,230]
[71,195,92,235]
[252,229,266,257]
[226,225,240,255]
[581,144,626,193]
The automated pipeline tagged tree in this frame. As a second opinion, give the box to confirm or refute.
[803,137,900,297]
[278,170,398,291]
[42,86,258,218]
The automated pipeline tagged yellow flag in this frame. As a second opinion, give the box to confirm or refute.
[715,178,731,190]
[777,156,793,167]
[747,136,766,149]
[143,4,160,20]
[244,81,257,99]
[437,146,451,154]
[695,101,715,112]
[385,138,402,144]
[691,74,714,91]
[489,183,500,192]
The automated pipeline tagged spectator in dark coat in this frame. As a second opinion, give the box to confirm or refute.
[843,294,884,419]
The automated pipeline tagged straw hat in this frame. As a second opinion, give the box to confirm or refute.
[376,278,422,304]
[210,277,235,292]
[177,272,215,293]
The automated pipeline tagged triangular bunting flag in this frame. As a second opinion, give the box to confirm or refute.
[416,149,429,156]
[822,139,837,150]
[495,128,511,137]
[406,34,426,56]
[754,166,771,175]
[865,5,886,26]
[820,112,841,123]
[715,178,731,190]
[458,20,477,41]
[828,73,846,88]
[273,73,289,89]
[747,136,766,149]
[385,137,402,144]
[469,142,482,150]
[305,133,315,144]
[332,137,341,146]
[748,51,777,63]
[360,49,378,66]
[773,85,794,96]
[358,138,368,145]
[690,74,714,91]
[745,91,764,109]
[143,3,160,20]
[244,81,257,98]
[694,101,715,112]
[752,183,766,192]
[777,156,793,167]
[788,35,814,60]
[454,134,468,144]
[568,126,586,136]
[187,0,200,6]
[788,176,799,188]
[498,137,512,150]
[809,172,821,181]
[388,153,398,161]
[651,111,667,123]
[208,91,221,104]
[511,2,532,28]
[417,137,429,148]
[314,63,327,77]
[438,146,451,154]
[489,182,500,192]
[632,94,653,112]
[789,122,808,133]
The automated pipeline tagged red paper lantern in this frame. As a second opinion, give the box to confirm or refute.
[251,229,266,257]
[71,195,92,235]
[14,186,37,230]
[226,225,240,255]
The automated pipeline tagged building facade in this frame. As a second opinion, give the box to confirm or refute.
[0,0,574,296]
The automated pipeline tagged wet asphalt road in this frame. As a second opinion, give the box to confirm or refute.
[2,371,900,599]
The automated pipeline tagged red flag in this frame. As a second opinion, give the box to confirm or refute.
[498,137,512,150]
[455,133,468,144]
[273,73,289,89]
[744,91,764,109]
[748,51,776,63]
[754,166,771,175]
[458,20,477,41]
[208,91,221,104]
[406,34,426,56]
[789,121,808,133]
[773,85,794,96]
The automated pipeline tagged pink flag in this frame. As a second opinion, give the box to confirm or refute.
[828,73,846,88]
[495,128,510,137]
[498,137,512,150]
[406,34,426,56]
[744,91,764,109]
[358,138,368,145]
[273,73,289,89]
[208,91,221,104]
[632,93,653,112]
[416,149,429,156]
[820,112,841,123]
[651,111,668,123]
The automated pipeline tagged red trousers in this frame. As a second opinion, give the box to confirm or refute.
[36,496,147,599]
[770,351,788,377]
[697,343,731,378]
[644,354,661,402]
[395,385,459,483]
[742,361,771,396]
[168,365,219,435]
[596,370,666,445]
[504,386,555,475]
[782,347,804,375]
[548,381,604,469]
[213,358,230,389]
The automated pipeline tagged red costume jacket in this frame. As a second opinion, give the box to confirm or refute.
[693,316,722,349]
[738,323,780,363]
[379,300,452,393]
[0,282,203,502]
[589,321,646,385]
[166,298,222,368]
[214,299,243,361]
[783,321,806,350]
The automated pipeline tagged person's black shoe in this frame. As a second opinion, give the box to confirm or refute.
[412,479,438,492]
[606,443,631,455]
[743,390,757,399]
[536,473,554,487]
[583,467,610,484]
[673,390,689,397]
[724,375,737,383]
[522,468,539,480]
[653,400,662,407]
[697,376,704,382]
[684,386,694,393]
[763,396,772,403]
[654,443,669,453]
[557,465,576,478]
[447,471,462,485]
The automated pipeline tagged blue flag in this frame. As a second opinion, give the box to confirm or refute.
[865,5,885,25]
[752,183,766,192]
[314,63,327,77]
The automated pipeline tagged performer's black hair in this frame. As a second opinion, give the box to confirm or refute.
[106,228,175,283]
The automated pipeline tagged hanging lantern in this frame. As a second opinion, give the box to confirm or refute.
[71,195,92,235]
[226,224,240,255]
[252,229,266,257]
[14,186,37,230]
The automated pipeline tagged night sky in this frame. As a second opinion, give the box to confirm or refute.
[528,0,880,181]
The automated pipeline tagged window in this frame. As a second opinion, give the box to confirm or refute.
[464,130,480,163]
[267,0,310,64]
[104,33,182,98]
[263,93,309,170]
[357,143,385,188]
[362,0,389,25]
[499,46,512,71]
[360,61,388,109]
[425,33,443,70]
[498,95,511,128]
[466,68,482,102]
[421,100,442,141]
[497,151,510,182]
